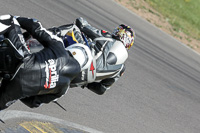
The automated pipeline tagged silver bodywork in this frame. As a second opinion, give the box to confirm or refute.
[26,24,128,88]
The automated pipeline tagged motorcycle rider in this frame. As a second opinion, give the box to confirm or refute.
[0,15,135,110]
[0,15,90,110]
[25,17,136,96]
[67,17,136,95]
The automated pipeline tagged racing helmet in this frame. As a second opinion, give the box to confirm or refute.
[65,43,92,71]
[112,24,135,50]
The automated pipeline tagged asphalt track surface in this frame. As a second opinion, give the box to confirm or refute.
[0,0,200,133]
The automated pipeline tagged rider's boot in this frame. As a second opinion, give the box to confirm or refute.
[0,15,29,79]
[0,14,29,57]
[0,15,14,34]
[87,83,107,95]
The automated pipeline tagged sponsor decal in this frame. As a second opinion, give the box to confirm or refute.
[18,34,25,44]
[90,61,95,78]
[44,59,59,89]
[102,30,107,33]
[81,70,86,80]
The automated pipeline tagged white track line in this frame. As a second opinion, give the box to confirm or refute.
[0,110,103,133]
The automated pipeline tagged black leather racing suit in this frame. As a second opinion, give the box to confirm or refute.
[0,16,80,110]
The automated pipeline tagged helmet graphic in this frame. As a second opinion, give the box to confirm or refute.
[65,43,92,71]
[112,24,135,50]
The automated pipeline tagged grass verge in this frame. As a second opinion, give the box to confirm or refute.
[145,0,200,41]
[115,0,200,53]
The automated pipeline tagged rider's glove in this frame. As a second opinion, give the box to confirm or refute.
[75,17,90,31]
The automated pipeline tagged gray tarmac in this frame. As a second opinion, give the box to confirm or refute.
[0,0,200,133]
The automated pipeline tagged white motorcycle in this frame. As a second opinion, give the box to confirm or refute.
[25,23,98,88]
[0,23,128,89]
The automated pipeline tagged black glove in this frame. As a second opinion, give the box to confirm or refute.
[75,17,90,31]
